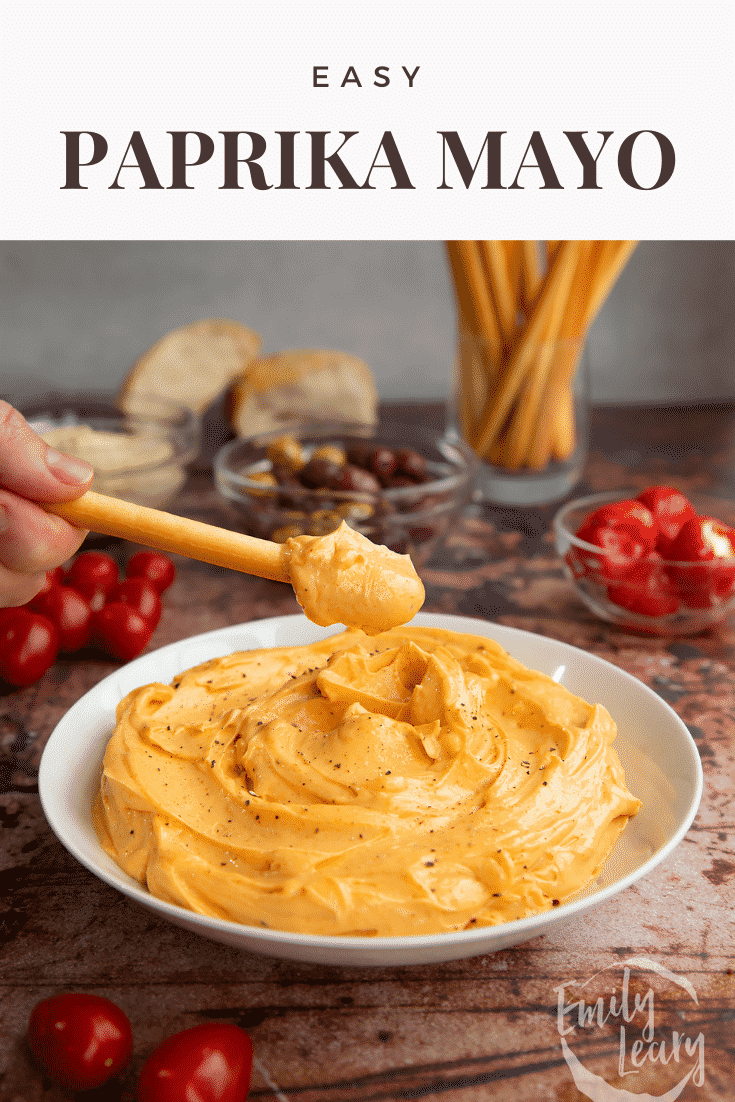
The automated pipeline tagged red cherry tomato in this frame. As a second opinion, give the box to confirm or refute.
[607,551,679,618]
[110,577,162,629]
[93,603,153,661]
[666,515,735,607]
[136,1023,253,1102]
[66,551,119,608]
[636,485,696,555]
[30,585,92,653]
[126,551,176,594]
[28,992,133,1090]
[579,499,657,551]
[0,608,58,687]
[27,568,64,611]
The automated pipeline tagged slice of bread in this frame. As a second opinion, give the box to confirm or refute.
[118,319,262,415]
[228,349,378,437]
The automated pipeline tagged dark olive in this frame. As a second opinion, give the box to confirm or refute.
[270,462,294,483]
[384,475,419,490]
[333,465,382,494]
[298,457,343,489]
[368,447,398,481]
[278,476,307,509]
[345,442,373,468]
[395,447,428,480]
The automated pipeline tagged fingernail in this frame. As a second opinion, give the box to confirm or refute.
[45,448,94,485]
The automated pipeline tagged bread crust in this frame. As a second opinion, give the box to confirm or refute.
[118,319,262,415]
[228,349,378,436]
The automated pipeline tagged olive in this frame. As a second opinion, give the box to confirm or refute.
[335,501,375,522]
[271,523,307,543]
[298,456,343,489]
[309,510,342,536]
[271,462,298,484]
[267,434,305,472]
[312,443,347,466]
[345,442,373,468]
[280,509,309,525]
[386,537,409,555]
[246,470,278,497]
[395,446,428,480]
[368,447,398,481]
[278,475,308,510]
[333,464,382,494]
[384,474,419,490]
[405,493,440,514]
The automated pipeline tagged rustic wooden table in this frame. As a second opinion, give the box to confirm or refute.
[1,403,733,1101]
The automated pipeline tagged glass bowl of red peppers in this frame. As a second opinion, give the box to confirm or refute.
[553,486,735,634]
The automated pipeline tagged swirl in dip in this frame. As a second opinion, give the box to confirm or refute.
[93,624,641,936]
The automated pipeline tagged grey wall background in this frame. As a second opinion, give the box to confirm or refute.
[1,241,734,407]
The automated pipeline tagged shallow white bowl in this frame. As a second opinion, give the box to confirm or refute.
[39,613,702,967]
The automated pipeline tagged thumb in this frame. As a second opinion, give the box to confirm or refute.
[0,400,94,503]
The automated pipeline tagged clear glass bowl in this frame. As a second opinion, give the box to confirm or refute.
[213,421,476,567]
[23,394,200,509]
[553,490,735,635]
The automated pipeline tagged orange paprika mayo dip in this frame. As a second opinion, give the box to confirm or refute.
[281,522,425,635]
[93,624,641,936]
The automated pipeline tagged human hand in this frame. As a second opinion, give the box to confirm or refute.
[0,400,94,607]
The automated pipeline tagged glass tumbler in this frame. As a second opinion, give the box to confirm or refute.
[447,329,590,507]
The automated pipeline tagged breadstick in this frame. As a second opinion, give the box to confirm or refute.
[504,241,523,314]
[45,490,289,582]
[499,245,581,471]
[478,240,516,346]
[549,387,577,461]
[473,241,579,460]
[446,241,504,446]
[445,241,503,361]
[520,240,543,315]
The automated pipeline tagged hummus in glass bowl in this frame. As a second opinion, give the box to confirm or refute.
[24,395,200,508]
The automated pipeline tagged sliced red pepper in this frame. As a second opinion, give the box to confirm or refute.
[572,521,647,581]
[665,515,735,607]
[578,499,658,551]
[607,551,679,618]
[636,485,696,556]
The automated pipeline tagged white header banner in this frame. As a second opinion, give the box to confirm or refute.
[2,2,732,239]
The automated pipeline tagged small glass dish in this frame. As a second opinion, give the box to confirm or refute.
[553,490,735,635]
[23,394,200,509]
[213,421,476,567]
